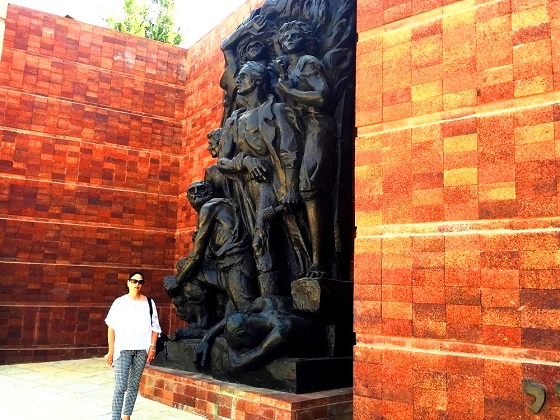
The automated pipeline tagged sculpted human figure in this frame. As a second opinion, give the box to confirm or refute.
[204,128,227,198]
[275,20,337,279]
[219,14,271,124]
[218,60,308,294]
[193,295,327,373]
[165,181,257,320]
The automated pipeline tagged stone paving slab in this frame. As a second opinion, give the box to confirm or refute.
[0,358,204,419]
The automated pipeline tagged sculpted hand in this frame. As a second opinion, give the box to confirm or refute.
[250,14,267,32]
[281,189,301,213]
[193,340,211,369]
[277,78,293,94]
[243,157,269,182]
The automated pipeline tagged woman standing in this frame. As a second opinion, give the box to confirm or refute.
[105,271,162,420]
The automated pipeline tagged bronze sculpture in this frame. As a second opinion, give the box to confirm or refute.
[157,0,356,393]
[164,181,257,325]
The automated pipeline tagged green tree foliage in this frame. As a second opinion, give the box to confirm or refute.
[105,0,183,46]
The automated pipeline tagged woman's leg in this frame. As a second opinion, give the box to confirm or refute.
[112,351,133,420]
[122,350,148,418]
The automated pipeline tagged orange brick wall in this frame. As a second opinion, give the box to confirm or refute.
[0,5,186,363]
[355,0,560,418]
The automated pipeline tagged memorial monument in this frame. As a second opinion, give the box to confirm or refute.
[155,0,356,393]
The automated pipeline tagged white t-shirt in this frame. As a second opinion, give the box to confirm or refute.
[105,295,162,362]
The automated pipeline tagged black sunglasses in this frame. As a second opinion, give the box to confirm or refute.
[128,279,145,285]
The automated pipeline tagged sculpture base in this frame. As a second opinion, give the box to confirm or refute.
[139,364,353,420]
[153,338,352,394]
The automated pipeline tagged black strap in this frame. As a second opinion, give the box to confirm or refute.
[147,297,153,326]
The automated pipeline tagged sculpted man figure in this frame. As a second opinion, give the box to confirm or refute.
[219,14,271,124]
[165,181,257,319]
[275,20,337,279]
[218,60,309,294]
[193,295,327,373]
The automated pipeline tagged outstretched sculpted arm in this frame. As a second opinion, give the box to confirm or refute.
[193,317,227,369]
[221,15,267,54]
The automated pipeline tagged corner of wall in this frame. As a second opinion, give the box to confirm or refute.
[0,0,7,59]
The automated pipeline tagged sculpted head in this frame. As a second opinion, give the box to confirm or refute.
[278,20,317,55]
[235,61,269,96]
[225,312,256,350]
[206,128,223,158]
[237,36,270,64]
[187,181,214,211]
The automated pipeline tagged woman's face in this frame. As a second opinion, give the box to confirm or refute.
[128,274,144,291]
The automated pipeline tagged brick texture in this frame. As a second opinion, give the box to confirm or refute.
[0,4,187,362]
[139,365,353,420]
[356,0,560,417]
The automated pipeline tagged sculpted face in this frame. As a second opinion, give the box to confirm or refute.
[280,28,305,54]
[187,181,213,209]
[235,68,257,95]
[225,313,253,350]
[245,41,265,61]
[207,131,222,158]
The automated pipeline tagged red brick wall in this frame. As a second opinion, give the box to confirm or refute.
[0,5,186,363]
[355,0,560,417]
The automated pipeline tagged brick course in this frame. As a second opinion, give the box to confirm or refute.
[356,0,560,417]
[0,5,186,362]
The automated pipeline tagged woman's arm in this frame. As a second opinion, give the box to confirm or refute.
[147,330,159,364]
[105,326,115,366]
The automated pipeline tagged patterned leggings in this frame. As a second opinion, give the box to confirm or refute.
[112,350,147,420]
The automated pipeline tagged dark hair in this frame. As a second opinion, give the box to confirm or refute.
[126,271,144,291]
[129,271,144,280]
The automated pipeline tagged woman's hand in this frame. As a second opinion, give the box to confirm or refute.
[147,348,156,364]
[104,353,113,366]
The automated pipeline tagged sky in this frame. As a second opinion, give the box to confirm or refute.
[8,0,247,47]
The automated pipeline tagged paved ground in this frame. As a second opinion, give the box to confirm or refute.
[0,357,204,419]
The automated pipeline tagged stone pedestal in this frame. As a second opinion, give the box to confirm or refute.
[139,364,353,420]
[153,338,352,394]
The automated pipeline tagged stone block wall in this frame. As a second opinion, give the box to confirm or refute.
[355,0,560,417]
[0,5,186,363]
